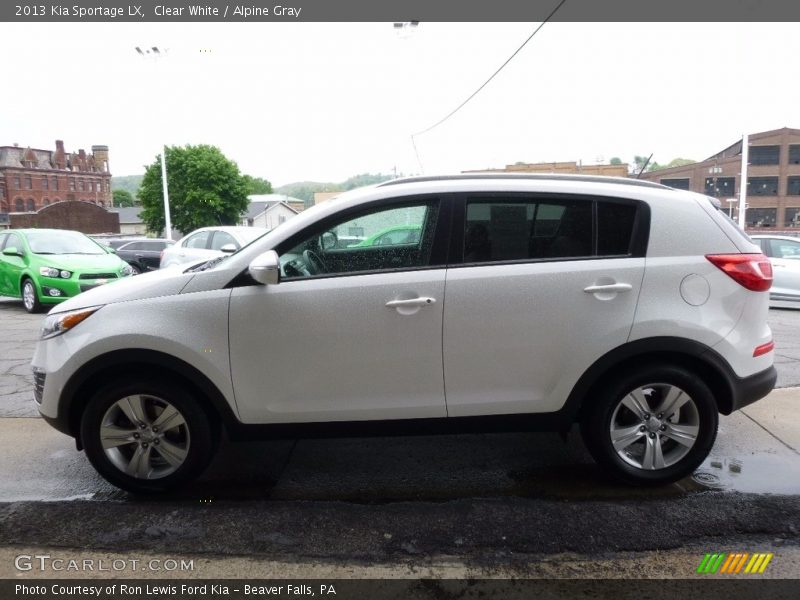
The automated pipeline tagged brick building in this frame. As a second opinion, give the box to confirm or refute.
[464,160,630,178]
[638,127,800,229]
[0,140,112,226]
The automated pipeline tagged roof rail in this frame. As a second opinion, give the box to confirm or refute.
[378,173,670,190]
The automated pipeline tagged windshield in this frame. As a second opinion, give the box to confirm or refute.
[26,231,107,255]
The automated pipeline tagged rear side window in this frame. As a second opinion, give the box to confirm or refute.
[465,200,592,263]
[598,202,637,256]
[184,231,210,249]
[463,197,641,263]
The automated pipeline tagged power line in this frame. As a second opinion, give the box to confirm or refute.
[410,0,568,172]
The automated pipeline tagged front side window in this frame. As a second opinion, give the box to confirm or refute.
[279,201,439,279]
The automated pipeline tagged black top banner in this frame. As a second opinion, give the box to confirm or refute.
[1,0,799,23]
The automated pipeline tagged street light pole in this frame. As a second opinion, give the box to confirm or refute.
[160,146,172,240]
[739,134,749,229]
[136,46,173,239]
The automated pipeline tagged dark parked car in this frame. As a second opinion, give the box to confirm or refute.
[116,239,174,274]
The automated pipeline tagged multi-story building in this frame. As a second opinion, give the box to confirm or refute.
[0,140,112,223]
[638,127,800,229]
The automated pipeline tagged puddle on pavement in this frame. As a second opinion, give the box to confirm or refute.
[691,453,800,494]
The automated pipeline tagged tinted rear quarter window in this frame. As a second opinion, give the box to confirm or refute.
[597,202,637,256]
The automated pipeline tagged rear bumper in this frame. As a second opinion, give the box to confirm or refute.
[729,365,777,413]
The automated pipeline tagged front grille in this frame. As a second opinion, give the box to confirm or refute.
[79,273,118,280]
[33,370,46,404]
[79,284,98,293]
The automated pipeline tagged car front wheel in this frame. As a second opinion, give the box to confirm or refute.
[80,378,217,494]
[21,278,42,313]
[580,365,718,485]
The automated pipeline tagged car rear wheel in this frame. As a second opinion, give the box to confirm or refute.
[80,378,217,494]
[580,365,718,485]
[21,278,42,313]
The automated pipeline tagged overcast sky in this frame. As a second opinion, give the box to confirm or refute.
[1,22,796,186]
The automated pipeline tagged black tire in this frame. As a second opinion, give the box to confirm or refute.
[21,278,42,313]
[80,377,217,494]
[580,364,718,485]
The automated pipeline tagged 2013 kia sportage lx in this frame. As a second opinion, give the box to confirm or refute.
[32,174,777,493]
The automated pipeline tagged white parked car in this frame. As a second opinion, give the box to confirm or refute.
[32,174,776,493]
[159,226,268,268]
[750,234,800,309]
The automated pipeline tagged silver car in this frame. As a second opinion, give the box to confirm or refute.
[751,234,800,308]
[160,226,268,268]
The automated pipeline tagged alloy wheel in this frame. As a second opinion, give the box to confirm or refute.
[609,383,700,471]
[99,394,191,479]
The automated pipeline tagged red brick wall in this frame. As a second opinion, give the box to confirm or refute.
[9,201,120,234]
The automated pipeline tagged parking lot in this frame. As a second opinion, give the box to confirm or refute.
[0,296,799,578]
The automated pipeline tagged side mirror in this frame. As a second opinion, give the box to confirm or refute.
[2,246,21,257]
[220,243,237,254]
[249,250,281,285]
[320,231,338,251]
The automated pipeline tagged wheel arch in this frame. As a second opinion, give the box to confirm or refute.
[59,349,239,448]
[566,337,737,423]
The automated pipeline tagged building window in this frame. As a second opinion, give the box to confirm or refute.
[660,178,690,190]
[51,177,58,191]
[42,177,48,190]
[78,179,85,191]
[749,145,780,166]
[24,176,32,190]
[69,179,75,191]
[787,177,800,196]
[746,208,777,227]
[786,207,800,227]
[789,145,800,165]
[43,198,50,206]
[747,177,779,196]
[704,177,736,197]
[15,198,24,211]
[0,184,4,200]
[13,176,20,189]
[26,199,35,211]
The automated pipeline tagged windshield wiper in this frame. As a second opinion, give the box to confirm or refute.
[189,255,228,272]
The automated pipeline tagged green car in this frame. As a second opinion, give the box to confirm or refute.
[355,225,422,247]
[0,229,134,313]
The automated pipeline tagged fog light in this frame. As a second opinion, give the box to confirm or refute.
[48,288,62,297]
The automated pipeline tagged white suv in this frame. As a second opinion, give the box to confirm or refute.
[32,175,777,493]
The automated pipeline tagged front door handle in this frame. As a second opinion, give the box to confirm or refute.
[386,297,437,308]
[583,283,632,294]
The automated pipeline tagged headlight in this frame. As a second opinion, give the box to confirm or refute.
[41,306,102,340]
[39,267,72,279]
[120,265,135,276]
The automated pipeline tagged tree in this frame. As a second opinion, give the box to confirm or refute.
[609,157,623,165]
[112,189,136,207]
[138,145,249,235]
[242,175,273,195]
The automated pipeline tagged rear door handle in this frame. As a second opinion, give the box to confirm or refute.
[583,283,633,294]
[386,297,437,308]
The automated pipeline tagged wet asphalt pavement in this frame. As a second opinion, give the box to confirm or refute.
[1,297,799,576]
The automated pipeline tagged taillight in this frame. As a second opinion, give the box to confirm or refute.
[706,254,773,292]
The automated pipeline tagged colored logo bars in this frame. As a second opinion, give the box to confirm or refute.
[697,552,774,574]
